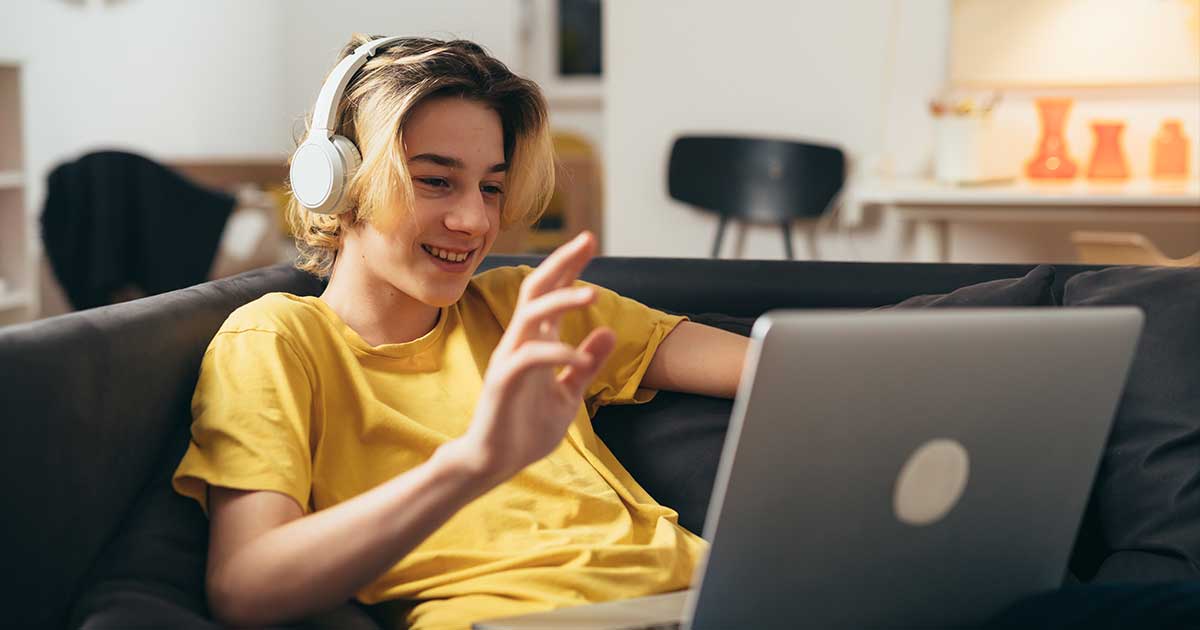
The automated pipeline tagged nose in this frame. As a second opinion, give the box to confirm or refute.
[444,189,492,237]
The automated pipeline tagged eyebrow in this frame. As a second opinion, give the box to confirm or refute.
[410,153,508,173]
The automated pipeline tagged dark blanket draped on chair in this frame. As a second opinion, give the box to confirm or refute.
[41,150,234,310]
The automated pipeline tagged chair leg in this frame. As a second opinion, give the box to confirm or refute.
[781,221,794,260]
[712,215,729,258]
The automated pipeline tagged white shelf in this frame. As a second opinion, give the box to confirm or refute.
[0,170,22,189]
[0,289,31,313]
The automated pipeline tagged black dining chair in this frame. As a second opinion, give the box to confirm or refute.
[667,135,845,259]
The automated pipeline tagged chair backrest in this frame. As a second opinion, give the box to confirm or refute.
[1070,230,1200,267]
[667,135,845,222]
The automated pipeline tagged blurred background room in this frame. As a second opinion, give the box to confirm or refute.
[0,0,1197,327]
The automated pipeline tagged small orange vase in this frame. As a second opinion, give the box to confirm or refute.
[1152,119,1190,180]
[1026,98,1078,179]
[1087,121,1129,181]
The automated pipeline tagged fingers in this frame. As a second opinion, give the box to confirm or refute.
[550,231,596,290]
[519,231,596,303]
[506,341,592,376]
[557,327,616,396]
[498,285,596,354]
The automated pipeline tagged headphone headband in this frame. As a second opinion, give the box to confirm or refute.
[309,36,407,136]
[291,36,406,214]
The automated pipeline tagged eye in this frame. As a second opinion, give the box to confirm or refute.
[416,177,449,189]
[481,183,505,196]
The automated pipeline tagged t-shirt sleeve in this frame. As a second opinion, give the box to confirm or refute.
[562,279,688,414]
[472,264,687,415]
[172,329,315,516]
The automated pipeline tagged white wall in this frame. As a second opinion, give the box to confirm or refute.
[3,0,595,210]
[282,1,523,145]
[3,0,601,232]
[4,0,289,218]
[281,1,604,163]
[604,2,1199,263]
[0,0,289,322]
[604,0,951,260]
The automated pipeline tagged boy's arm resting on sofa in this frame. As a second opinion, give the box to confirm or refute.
[643,321,749,399]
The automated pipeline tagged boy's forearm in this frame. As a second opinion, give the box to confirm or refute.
[208,441,497,627]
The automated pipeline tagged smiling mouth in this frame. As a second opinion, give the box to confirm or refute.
[421,244,475,265]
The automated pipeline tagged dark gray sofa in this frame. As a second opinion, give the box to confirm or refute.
[1,255,1197,629]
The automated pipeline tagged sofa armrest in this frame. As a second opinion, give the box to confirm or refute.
[0,264,322,629]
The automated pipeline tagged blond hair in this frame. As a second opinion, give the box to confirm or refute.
[287,35,556,277]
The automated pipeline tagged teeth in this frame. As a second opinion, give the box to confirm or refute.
[424,245,469,263]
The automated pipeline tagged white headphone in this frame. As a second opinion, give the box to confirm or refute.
[289,36,407,215]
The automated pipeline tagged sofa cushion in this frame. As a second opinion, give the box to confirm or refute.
[1062,266,1200,582]
[982,580,1200,629]
[67,423,214,629]
[885,264,1057,308]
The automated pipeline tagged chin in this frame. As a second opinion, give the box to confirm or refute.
[414,282,471,308]
[422,293,464,308]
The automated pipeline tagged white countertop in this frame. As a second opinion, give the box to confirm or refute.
[852,178,1200,207]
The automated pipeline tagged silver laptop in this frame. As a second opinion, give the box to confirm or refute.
[475,308,1143,630]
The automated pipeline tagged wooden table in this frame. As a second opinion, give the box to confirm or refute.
[848,179,1200,262]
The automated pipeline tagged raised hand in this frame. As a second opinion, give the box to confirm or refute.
[448,231,616,484]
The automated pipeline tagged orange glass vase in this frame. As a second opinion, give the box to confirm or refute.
[1087,121,1129,181]
[1026,98,1078,179]
[1152,119,1190,180]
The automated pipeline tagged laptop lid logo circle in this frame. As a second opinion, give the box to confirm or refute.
[893,439,970,526]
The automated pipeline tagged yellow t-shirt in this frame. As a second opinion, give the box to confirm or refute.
[172,265,708,630]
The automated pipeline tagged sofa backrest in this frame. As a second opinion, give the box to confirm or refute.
[0,256,1102,628]
[483,255,1102,314]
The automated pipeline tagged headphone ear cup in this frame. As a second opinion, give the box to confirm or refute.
[289,135,361,215]
[331,135,362,181]
[290,136,342,215]
[317,135,360,216]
